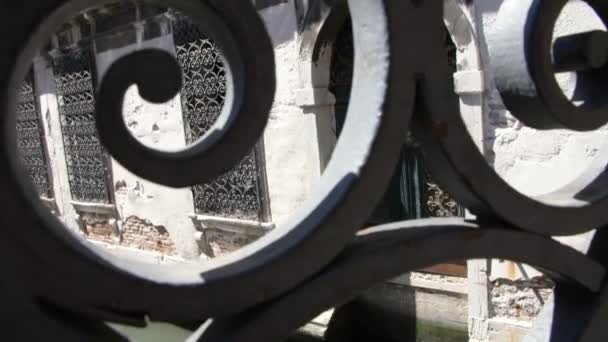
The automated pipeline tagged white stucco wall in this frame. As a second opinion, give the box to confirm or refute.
[258,0,334,225]
[95,34,200,259]
[33,57,80,232]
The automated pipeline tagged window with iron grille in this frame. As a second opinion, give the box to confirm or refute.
[330,18,465,224]
[172,14,270,221]
[16,71,53,199]
[52,46,112,204]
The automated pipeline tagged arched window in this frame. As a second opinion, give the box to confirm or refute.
[329,17,465,225]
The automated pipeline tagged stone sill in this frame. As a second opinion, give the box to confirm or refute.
[71,201,117,215]
[190,214,275,237]
[388,272,469,295]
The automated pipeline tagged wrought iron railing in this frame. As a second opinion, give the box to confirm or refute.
[1,0,607,341]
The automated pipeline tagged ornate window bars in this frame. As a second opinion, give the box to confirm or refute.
[172,14,271,221]
[15,71,53,199]
[52,46,112,204]
[3,1,608,340]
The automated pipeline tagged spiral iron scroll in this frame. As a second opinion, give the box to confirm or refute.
[1,0,608,341]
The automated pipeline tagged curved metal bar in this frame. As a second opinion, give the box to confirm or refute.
[0,276,128,341]
[96,0,274,188]
[488,0,608,131]
[193,218,605,342]
[0,0,607,339]
[0,0,417,323]
[410,0,608,235]
[413,79,608,235]
[580,287,608,342]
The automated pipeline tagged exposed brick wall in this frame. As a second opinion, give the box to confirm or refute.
[120,217,177,255]
[82,214,115,245]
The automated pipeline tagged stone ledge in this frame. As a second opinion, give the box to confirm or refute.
[71,200,117,215]
[72,201,120,239]
[389,272,469,295]
[190,214,275,237]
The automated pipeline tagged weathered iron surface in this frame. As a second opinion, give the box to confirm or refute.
[0,0,606,341]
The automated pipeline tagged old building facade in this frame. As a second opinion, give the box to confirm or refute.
[14,0,606,341]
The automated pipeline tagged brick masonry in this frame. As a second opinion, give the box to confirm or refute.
[205,229,260,257]
[83,213,115,245]
[120,217,177,255]
[83,214,177,255]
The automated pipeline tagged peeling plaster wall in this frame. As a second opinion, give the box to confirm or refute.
[95,34,200,259]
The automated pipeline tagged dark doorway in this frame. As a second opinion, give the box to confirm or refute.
[329,16,466,276]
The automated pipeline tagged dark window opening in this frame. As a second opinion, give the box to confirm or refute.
[329,17,466,276]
